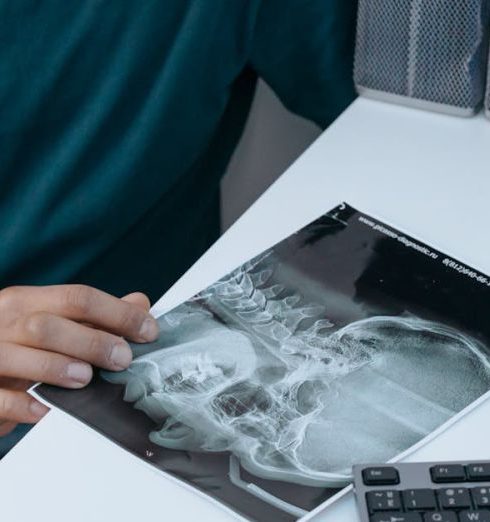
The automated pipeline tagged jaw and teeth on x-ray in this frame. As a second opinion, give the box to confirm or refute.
[103,252,490,487]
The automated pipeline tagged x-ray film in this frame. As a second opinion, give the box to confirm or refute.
[34,204,490,521]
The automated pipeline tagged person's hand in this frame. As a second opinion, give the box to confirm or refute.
[0,285,159,435]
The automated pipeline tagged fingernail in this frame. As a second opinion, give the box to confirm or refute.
[66,362,93,385]
[30,400,49,419]
[138,317,159,342]
[109,342,132,370]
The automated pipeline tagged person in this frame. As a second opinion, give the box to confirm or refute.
[0,0,358,453]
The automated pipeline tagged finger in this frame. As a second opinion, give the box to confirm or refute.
[0,390,49,424]
[0,377,32,392]
[79,292,151,332]
[0,342,93,388]
[11,312,132,371]
[122,292,151,311]
[2,285,159,343]
[0,420,19,437]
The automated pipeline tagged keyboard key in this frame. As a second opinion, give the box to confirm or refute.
[472,487,490,508]
[438,488,471,510]
[459,511,490,522]
[423,513,457,522]
[466,464,490,482]
[367,490,402,512]
[403,489,437,511]
[363,467,400,486]
[431,465,466,483]
[371,513,422,522]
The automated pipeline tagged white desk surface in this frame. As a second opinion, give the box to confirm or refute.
[1,98,490,522]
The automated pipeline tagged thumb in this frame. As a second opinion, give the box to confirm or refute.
[0,421,20,437]
[121,292,152,312]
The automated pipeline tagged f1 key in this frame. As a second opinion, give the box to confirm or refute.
[430,464,466,483]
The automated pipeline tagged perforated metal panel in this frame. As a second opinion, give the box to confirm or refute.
[354,0,490,116]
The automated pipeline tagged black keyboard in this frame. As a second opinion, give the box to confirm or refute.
[353,461,490,522]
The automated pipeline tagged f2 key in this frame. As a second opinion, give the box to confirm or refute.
[467,464,490,482]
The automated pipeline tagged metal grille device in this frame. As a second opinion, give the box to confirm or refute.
[354,0,490,116]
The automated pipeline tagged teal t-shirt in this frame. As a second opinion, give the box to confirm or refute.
[0,0,357,304]
[1,0,357,453]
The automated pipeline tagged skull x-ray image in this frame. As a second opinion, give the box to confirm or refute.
[36,204,490,522]
[102,254,490,489]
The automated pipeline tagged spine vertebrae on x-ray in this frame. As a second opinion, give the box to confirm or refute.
[196,252,373,376]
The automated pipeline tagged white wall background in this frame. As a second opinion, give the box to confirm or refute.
[221,80,321,230]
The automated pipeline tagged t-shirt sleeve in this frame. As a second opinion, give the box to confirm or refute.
[250,0,358,128]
